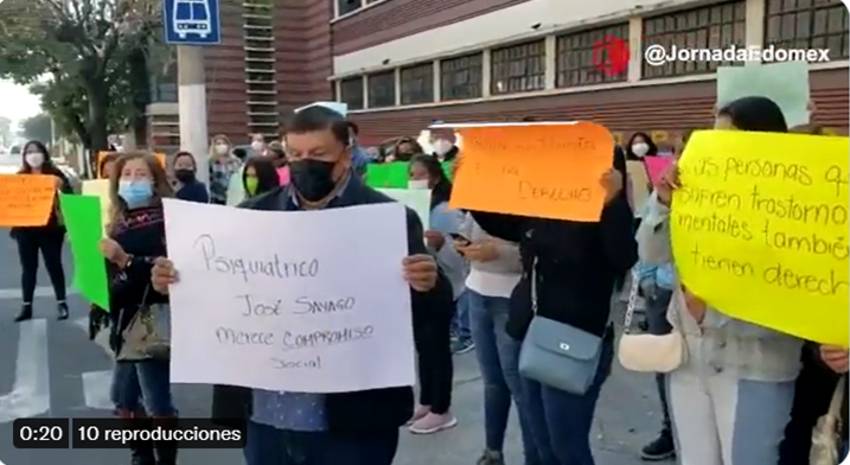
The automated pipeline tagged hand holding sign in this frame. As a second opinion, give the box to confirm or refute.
[446,122,614,222]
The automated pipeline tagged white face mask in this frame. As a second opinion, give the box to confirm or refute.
[214,143,230,156]
[433,139,453,156]
[631,142,650,158]
[408,179,429,190]
[26,152,45,168]
[251,141,265,152]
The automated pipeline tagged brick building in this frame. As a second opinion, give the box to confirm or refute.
[150,0,850,150]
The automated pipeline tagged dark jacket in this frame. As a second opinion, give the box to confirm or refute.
[176,181,210,203]
[107,206,169,355]
[211,174,453,433]
[471,149,637,340]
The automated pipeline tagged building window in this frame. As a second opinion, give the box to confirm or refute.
[368,71,396,108]
[766,0,849,60]
[401,63,434,105]
[491,40,546,95]
[338,0,361,16]
[557,23,630,87]
[441,53,483,101]
[340,77,364,111]
[643,1,746,78]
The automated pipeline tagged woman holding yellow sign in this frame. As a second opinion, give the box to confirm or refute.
[638,96,806,465]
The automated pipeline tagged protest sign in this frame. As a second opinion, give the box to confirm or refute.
[671,130,849,345]
[163,200,416,392]
[626,161,651,216]
[59,194,110,311]
[82,179,112,233]
[378,188,430,228]
[366,161,454,189]
[717,61,810,127]
[449,122,614,222]
[0,174,57,227]
[644,155,674,186]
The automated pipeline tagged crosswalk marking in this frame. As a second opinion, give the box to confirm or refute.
[0,319,50,423]
[0,286,77,301]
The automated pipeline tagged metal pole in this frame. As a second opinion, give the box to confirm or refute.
[177,45,210,186]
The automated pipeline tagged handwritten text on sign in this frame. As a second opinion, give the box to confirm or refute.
[0,174,57,227]
[450,122,614,222]
[163,200,416,393]
[671,130,849,345]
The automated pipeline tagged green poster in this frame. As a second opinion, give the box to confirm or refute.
[366,161,455,188]
[717,61,810,128]
[59,194,110,311]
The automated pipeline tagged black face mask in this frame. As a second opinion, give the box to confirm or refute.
[175,169,196,184]
[289,159,337,201]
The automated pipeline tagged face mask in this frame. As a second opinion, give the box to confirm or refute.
[245,176,259,196]
[251,141,265,153]
[118,180,154,209]
[26,152,45,168]
[215,143,230,156]
[289,159,337,202]
[175,169,195,184]
[408,179,429,190]
[434,139,453,156]
[631,142,650,158]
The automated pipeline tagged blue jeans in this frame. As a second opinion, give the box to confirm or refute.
[244,421,398,465]
[468,290,539,464]
[522,330,614,465]
[451,290,472,340]
[111,359,175,416]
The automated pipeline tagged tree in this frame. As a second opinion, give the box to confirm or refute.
[20,113,53,143]
[0,0,160,152]
[0,116,11,146]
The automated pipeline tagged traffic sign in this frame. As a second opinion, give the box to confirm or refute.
[163,0,221,45]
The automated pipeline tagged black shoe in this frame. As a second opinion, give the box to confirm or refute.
[641,431,675,461]
[130,440,156,465]
[57,302,69,321]
[154,441,178,465]
[14,305,33,323]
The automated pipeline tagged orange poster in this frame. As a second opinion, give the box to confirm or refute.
[0,174,58,227]
[449,122,614,222]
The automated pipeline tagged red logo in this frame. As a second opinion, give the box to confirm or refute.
[592,35,630,78]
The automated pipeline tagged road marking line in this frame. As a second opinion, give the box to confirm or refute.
[0,319,50,423]
[0,286,77,300]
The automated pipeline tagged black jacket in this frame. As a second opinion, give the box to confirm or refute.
[211,174,453,433]
[175,181,210,203]
[471,150,637,340]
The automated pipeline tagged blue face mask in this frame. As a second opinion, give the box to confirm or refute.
[118,180,154,209]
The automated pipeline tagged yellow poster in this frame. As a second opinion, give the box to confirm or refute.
[671,130,849,346]
[82,179,112,234]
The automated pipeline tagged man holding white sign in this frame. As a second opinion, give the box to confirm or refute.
[152,106,451,465]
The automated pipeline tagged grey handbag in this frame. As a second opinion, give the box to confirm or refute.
[518,259,603,395]
[117,286,171,361]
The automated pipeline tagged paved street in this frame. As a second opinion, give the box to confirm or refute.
[0,230,664,465]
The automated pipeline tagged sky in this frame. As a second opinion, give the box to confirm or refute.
[0,78,42,131]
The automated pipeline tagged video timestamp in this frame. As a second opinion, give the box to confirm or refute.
[12,418,70,449]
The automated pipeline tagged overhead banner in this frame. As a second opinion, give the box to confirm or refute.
[0,174,57,227]
[163,200,416,393]
[671,130,849,345]
[449,122,614,222]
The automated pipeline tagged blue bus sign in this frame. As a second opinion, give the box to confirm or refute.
[163,0,221,45]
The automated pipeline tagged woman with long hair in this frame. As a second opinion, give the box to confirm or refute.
[101,152,178,465]
[242,156,280,199]
[208,134,240,205]
[11,140,73,322]
[643,96,804,464]
[406,154,467,434]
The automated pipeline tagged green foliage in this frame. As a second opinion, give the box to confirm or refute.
[0,0,161,150]
[20,113,52,143]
